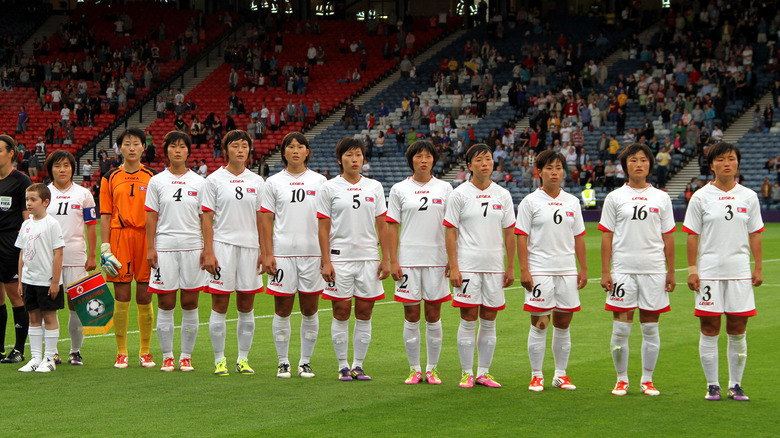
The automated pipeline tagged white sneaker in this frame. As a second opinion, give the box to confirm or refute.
[18,358,41,373]
[35,357,56,373]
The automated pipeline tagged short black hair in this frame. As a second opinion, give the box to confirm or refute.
[221,129,253,162]
[619,142,655,175]
[405,140,437,170]
[335,137,365,172]
[280,131,310,166]
[117,127,146,147]
[0,134,18,161]
[465,143,492,164]
[535,149,566,172]
[707,141,741,166]
[45,150,76,180]
[162,130,192,160]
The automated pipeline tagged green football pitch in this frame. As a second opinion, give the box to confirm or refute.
[3,223,779,436]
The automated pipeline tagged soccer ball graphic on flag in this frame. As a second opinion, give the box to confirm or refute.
[86,299,106,317]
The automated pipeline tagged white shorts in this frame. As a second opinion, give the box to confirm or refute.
[524,275,580,312]
[324,260,384,301]
[207,241,264,294]
[63,266,89,288]
[695,280,756,317]
[266,256,325,296]
[453,272,505,311]
[149,250,209,294]
[606,273,670,313]
[394,266,451,304]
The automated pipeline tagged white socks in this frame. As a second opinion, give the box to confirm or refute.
[403,320,421,372]
[527,325,547,378]
[209,310,226,363]
[44,328,59,360]
[352,318,371,369]
[300,312,319,366]
[29,326,43,361]
[157,308,175,359]
[180,309,199,359]
[727,333,747,389]
[552,327,571,378]
[68,310,84,353]
[237,311,255,361]
[476,318,496,377]
[699,333,720,386]
[640,322,660,383]
[457,319,477,375]
[273,314,291,365]
[331,318,349,369]
[611,321,631,382]
[425,320,443,373]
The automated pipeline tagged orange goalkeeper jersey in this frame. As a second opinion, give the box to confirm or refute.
[100,165,157,229]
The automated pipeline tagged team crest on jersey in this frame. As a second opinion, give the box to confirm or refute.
[566,211,575,217]
[737,207,747,213]
[71,204,81,210]
[432,198,443,204]
[246,188,256,194]
[139,186,147,191]
[0,196,11,211]
[188,191,198,196]
[365,196,375,203]
[492,204,502,210]
[306,190,316,196]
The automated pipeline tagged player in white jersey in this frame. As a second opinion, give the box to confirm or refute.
[145,131,208,372]
[516,149,587,392]
[317,137,390,381]
[201,130,266,376]
[388,140,453,385]
[45,150,97,366]
[598,143,676,397]
[444,144,515,389]
[683,142,763,402]
[261,132,326,379]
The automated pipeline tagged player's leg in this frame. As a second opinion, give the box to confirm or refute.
[0,283,7,359]
[297,292,320,378]
[65,290,84,364]
[725,314,749,401]
[551,310,575,389]
[210,293,231,375]
[474,274,503,388]
[638,310,661,396]
[331,299,352,380]
[20,305,43,372]
[134,233,155,367]
[235,291,257,374]
[421,267,449,384]
[699,315,722,400]
[157,291,177,372]
[4,282,27,363]
[40,308,60,372]
[273,294,295,377]
[528,311,549,391]
[610,310,633,395]
[457,306,479,388]
[402,303,422,383]
[351,297,375,380]
[112,281,133,368]
[178,290,199,371]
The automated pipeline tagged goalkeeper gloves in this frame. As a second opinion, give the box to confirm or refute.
[100,243,122,277]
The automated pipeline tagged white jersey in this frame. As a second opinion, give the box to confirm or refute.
[47,183,97,267]
[598,184,675,274]
[387,176,452,267]
[261,168,326,257]
[144,169,205,251]
[515,188,586,275]
[443,181,515,273]
[15,215,65,286]
[202,167,264,249]
[316,175,387,262]
[683,183,764,280]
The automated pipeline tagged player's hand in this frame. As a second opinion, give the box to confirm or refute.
[449,267,462,287]
[390,263,403,281]
[49,284,59,300]
[85,256,97,273]
[600,272,613,293]
[147,248,158,270]
[264,254,277,275]
[520,270,533,292]
[503,268,515,288]
[256,254,263,274]
[665,271,676,292]
[687,273,700,291]
[752,269,763,287]
[577,269,587,290]
[100,243,122,277]
[203,251,219,276]
[17,283,23,299]
[378,260,390,280]
[445,262,450,278]
[321,262,335,283]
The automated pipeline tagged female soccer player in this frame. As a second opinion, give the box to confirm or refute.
[317,137,390,381]
[202,130,265,376]
[598,143,676,396]
[0,135,31,364]
[145,131,208,372]
[444,143,515,388]
[261,132,326,378]
[388,140,453,385]
[684,142,763,402]
[516,149,587,392]
[100,127,157,369]
[46,150,98,366]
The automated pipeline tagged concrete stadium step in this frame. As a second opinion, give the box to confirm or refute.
[21,14,69,55]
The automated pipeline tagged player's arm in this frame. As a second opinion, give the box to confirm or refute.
[686,233,699,291]
[600,231,614,292]
[100,215,111,250]
[260,211,275,275]
[376,215,390,280]
[201,211,218,275]
[318,217,334,282]
[256,210,264,272]
[388,222,402,281]
[445,226,461,287]
[50,247,63,299]
[17,252,23,298]
[749,231,762,287]
[662,232,676,292]
[574,234,587,290]
[85,222,97,272]
[503,226,515,288]
[516,234,532,291]
[145,210,159,269]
